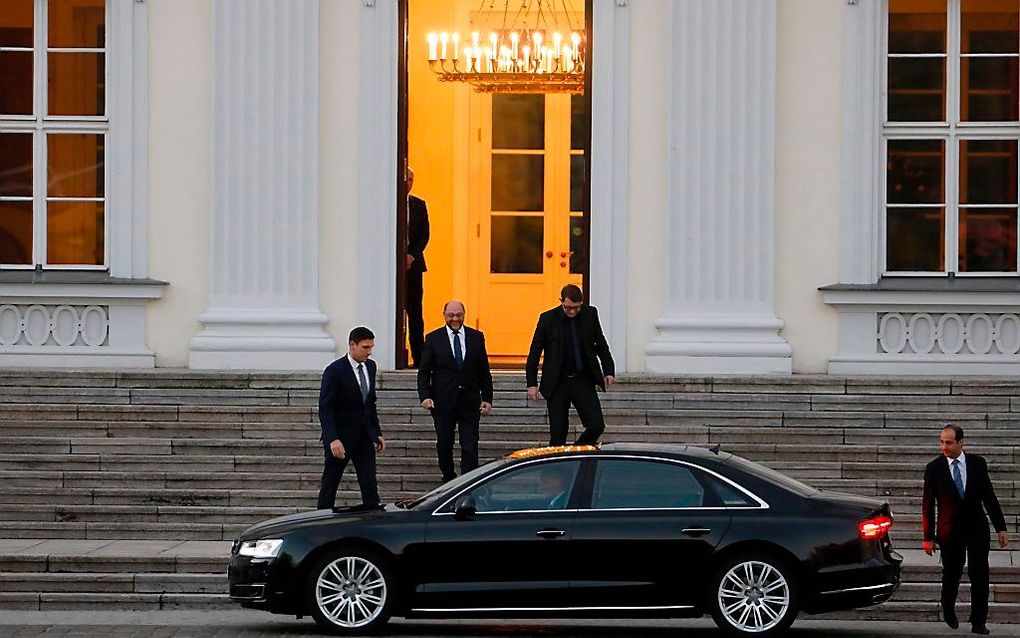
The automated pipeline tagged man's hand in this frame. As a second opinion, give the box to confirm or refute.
[406,255,414,269]
[329,439,345,460]
[923,540,935,556]
[421,398,435,410]
[604,375,616,389]
[527,386,540,402]
[999,531,1010,548]
[480,401,492,416]
[375,436,387,453]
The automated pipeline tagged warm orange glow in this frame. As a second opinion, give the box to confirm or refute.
[858,515,893,540]
[506,445,598,460]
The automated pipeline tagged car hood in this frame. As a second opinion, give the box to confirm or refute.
[237,504,402,540]
[810,489,887,515]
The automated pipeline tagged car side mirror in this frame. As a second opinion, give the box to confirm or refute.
[454,495,477,520]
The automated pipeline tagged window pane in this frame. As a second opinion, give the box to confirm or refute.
[48,52,105,116]
[48,0,106,48]
[888,57,946,121]
[961,140,1017,205]
[570,93,587,150]
[0,51,33,115]
[592,460,705,509]
[961,57,1019,121]
[887,207,945,271]
[0,201,33,264]
[0,0,34,47]
[492,94,544,150]
[961,0,1018,53]
[0,133,33,197]
[569,215,586,275]
[888,0,946,54]
[467,461,579,512]
[491,154,543,211]
[47,200,103,265]
[491,215,542,274]
[48,134,104,198]
[570,153,585,212]
[887,139,945,204]
[959,207,1018,272]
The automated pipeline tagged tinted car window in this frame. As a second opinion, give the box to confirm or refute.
[592,459,707,509]
[707,474,758,507]
[461,460,581,513]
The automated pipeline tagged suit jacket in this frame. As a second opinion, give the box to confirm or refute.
[417,326,494,413]
[525,305,615,399]
[408,195,430,273]
[318,357,382,446]
[922,453,1006,546]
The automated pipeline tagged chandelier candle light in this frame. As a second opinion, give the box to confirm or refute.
[427,0,585,94]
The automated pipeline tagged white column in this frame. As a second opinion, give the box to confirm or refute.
[189,0,336,370]
[644,0,791,374]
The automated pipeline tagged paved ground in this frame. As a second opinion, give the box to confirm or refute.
[1,614,1019,638]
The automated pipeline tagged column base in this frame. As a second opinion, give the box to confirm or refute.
[645,312,792,374]
[189,308,337,371]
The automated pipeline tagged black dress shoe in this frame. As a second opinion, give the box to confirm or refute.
[972,625,990,635]
[944,608,959,629]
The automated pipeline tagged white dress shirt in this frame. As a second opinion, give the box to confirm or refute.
[947,451,967,491]
[347,354,370,388]
[445,325,466,359]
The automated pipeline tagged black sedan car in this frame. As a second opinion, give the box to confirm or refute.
[228,443,901,636]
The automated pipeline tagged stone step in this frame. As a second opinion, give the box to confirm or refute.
[0,572,225,594]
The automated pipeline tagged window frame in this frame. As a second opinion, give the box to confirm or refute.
[881,0,1020,276]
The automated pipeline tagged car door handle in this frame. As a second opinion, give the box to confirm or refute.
[681,527,712,536]
[536,529,566,539]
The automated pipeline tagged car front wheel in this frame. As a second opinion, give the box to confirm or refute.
[306,548,394,635]
[709,554,798,637]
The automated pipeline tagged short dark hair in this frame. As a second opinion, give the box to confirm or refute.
[348,326,375,344]
[942,423,964,442]
[560,284,583,303]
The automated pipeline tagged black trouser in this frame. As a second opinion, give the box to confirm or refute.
[940,536,991,626]
[406,267,424,366]
[316,437,379,509]
[547,374,605,446]
[431,408,480,481]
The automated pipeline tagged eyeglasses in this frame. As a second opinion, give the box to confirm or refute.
[561,302,582,313]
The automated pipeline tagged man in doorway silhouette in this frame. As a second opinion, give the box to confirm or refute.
[406,167,430,368]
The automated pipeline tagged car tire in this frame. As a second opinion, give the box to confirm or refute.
[709,553,798,637]
[306,547,395,635]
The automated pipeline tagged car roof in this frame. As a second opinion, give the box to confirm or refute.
[505,442,733,463]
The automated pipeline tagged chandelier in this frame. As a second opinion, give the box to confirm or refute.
[426,0,586,94]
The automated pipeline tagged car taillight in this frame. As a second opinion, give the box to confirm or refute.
[859,515,893,540]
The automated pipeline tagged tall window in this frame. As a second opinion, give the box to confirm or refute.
[885,0,1019,274]
[0,0,107,268]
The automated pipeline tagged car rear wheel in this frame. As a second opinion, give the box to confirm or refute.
[306,548,394,635]
[710,554,798,637]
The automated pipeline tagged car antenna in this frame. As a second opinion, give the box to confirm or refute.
[709,444,721,455]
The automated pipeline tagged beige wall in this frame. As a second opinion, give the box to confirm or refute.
[146,0,212,367]
[775,0,843,373]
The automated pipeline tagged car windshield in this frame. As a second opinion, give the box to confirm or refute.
[725,454,818,496]
[401,461,506,510]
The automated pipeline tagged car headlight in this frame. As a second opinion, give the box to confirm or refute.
[238,539,283,559]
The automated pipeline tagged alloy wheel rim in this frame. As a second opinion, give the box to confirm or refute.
[717,560,790,633]
[315,556,388,628]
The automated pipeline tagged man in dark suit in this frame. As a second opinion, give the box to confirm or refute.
[922,424,1009,635]
[316,326,387,510]
[406,168,430,368]
[526,284,616,446]
[417,300,493,483]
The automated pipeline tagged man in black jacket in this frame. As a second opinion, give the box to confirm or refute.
[406,168,430,368]
[316,327,387,510]
[922,424,1009,635]
[417,300,493,482]
[526,284,615,446]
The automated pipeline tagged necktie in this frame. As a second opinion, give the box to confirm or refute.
[952,459,965,498]
[452,330,463,369]
[357,363,369,402]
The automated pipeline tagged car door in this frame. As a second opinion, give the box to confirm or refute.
[415,458,584,610]
[569,457,739,609]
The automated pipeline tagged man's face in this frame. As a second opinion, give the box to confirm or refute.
[560,297,582,317]
[444,303,465,331]
[348,339,375,363]
[939,428,964,459]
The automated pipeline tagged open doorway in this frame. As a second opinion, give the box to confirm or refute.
[398,0,592,368]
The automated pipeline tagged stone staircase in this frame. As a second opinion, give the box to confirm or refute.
[0,369,1018,624]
